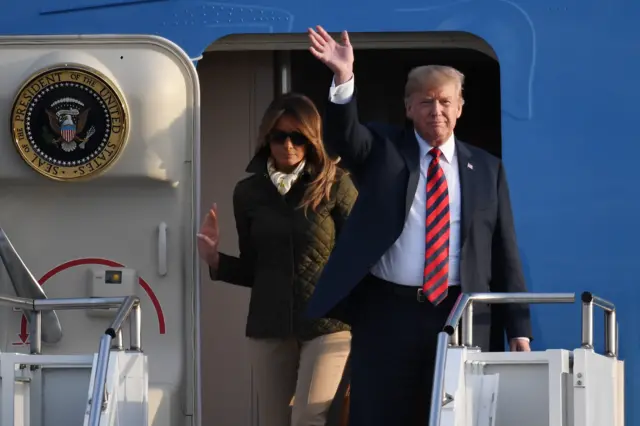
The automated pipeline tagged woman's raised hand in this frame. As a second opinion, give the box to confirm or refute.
[197,203,220,269]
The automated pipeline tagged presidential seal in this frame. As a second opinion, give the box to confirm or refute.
[10,65,129,181]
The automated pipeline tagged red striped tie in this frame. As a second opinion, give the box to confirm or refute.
[423,148,450,305]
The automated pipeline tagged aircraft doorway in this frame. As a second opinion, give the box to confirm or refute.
[289,48,502,158]
[198,32,501,426]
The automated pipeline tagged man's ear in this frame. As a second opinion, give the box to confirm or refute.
[456,97,464,119]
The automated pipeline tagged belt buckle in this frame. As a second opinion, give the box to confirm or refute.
[416,288,426,303]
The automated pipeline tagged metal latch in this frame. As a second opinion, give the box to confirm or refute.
[442,392,454,406]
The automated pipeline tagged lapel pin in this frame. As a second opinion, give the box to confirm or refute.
[467,163,473,170]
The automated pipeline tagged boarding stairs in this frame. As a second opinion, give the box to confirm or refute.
[427,292,625,426]
[0,228,148,426]
[0,223,625,426]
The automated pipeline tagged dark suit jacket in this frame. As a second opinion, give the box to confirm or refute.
[306,90,532,344]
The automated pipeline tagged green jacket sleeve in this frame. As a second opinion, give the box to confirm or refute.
[209,182,256,288]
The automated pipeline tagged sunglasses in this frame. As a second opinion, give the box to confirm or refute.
[267,130,308,147]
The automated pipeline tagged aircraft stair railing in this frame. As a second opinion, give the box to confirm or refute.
[428,292,624,426]
[0,228,148,426]
[0,228,63,345]
[0,294,144,426]
[85,295,143,426]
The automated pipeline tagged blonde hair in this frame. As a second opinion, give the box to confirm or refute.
[256,93,339,213]
[404,65,465,104]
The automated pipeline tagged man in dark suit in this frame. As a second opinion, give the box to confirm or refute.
[305,26,533,426]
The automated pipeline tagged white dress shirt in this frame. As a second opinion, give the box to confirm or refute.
[328,76,530,343]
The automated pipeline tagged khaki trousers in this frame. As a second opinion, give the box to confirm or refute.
[248,331,351,426]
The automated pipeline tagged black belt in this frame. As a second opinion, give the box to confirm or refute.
[366,274,460,303]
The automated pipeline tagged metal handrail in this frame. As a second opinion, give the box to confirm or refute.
[0,228,142,425]
[428,291,617,426]
[0,293,142,426]
[580,291,617,356]
[0,228,63,343]
[88,295,140,426]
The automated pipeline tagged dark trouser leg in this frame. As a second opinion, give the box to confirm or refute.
[347,277,460,426]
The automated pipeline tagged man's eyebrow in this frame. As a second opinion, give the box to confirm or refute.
[420,95,453,100]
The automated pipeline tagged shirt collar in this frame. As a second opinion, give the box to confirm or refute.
[414,130,456,164]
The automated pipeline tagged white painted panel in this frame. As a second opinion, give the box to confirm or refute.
[0,35,198,426]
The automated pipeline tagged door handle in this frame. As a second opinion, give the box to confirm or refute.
[158,222,167,276]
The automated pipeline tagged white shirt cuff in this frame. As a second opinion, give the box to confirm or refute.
[328,75,355,104]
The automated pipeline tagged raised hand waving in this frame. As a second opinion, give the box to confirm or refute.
[197,203,220,269]
[308,25,354,84]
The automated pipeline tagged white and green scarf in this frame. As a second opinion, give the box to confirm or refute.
[267,157,306,195]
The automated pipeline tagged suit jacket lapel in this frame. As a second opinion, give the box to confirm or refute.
[456,140,475,248]
[398,128,421,221]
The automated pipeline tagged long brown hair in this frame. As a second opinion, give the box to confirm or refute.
[256,92,339,213]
